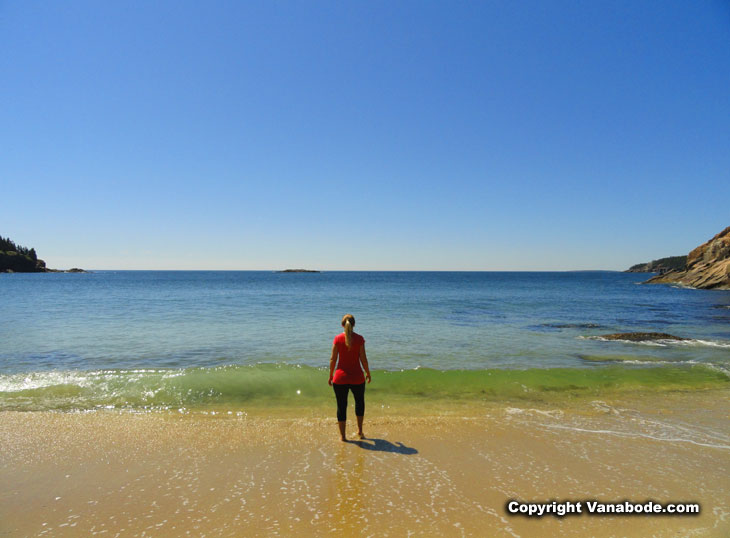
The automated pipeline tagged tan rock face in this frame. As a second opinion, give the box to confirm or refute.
[646,226,730,290]
[687,227,730,268]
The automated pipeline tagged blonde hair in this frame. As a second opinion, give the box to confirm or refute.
[341,314,355,348]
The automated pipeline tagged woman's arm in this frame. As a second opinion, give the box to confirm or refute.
[360,344,371,383]
[328,344,338,385]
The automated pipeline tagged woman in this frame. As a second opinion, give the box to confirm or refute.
[328,314,371,441]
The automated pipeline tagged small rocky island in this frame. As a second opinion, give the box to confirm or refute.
[277,269,321,273]
[0,235,87,273]
[643,226,730,290]
[598,332,686,342]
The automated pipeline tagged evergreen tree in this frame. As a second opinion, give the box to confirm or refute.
[0,235,44,272]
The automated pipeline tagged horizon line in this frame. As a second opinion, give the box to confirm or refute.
[29,268,633,273]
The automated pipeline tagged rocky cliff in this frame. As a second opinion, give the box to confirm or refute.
[645,226,730,290]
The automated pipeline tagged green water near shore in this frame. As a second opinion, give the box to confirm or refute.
[1,363,727,412]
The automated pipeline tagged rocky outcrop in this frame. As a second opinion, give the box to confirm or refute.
[645,226,730,290]
[0,235,86,273]
[598,332,686,342]
[0,250,47,273]
[626,256,686,274]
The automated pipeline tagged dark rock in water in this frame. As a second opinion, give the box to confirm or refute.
[599,332,687,342]
[645,226,730,290]
[66,268,88,273]
[626,256,686,274]
[277,269,320,273]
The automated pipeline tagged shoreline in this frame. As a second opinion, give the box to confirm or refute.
[2,391,728,537]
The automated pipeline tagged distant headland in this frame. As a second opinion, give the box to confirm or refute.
[625,256,686,275]
[628,226,730,290]
[0,235,87,273]
[276,269,321,273]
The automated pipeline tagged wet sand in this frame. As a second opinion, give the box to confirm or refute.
[1,391,729,537]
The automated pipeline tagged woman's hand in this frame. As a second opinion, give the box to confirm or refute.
[329,345,337,386]
[366,373,371,384]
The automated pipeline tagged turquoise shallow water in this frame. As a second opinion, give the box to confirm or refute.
[1,271,729,410]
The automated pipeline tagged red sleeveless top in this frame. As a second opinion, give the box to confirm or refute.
[332,332,365,384]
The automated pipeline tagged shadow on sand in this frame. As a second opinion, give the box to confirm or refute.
[347,438,418,455]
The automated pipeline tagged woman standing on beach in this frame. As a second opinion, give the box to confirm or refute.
[328,314,371,441]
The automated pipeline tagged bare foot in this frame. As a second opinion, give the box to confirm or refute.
[357,432,365,439]
[340,436,347,442]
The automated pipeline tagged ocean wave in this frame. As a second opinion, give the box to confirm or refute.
[578,335,730,348]
[541,322,605,329]
[527,322,607,333]
[672,339,730,349]
[577,355,691,367]
[576,353,668,363]
[703,363,730,376]
[576,354,730,376]
[0,363,727,412]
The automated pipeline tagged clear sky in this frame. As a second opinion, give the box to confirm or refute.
[2,1,728,270]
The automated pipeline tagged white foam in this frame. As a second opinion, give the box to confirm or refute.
[542,423,730,450]
[675,339,730,349]
[579,335,730,348]
[704,363,730,376]
[0,371,89,392]
[504,407,563,419]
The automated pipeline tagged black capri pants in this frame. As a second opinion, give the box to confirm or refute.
[333,382,365,421]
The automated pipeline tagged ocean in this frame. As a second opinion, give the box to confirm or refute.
[1,270,729,411]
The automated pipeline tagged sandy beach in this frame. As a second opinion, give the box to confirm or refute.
[1,390,728,537]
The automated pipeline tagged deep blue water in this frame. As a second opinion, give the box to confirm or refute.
[2,270,729,375]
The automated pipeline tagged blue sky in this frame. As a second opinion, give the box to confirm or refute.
[2,1,728,270]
